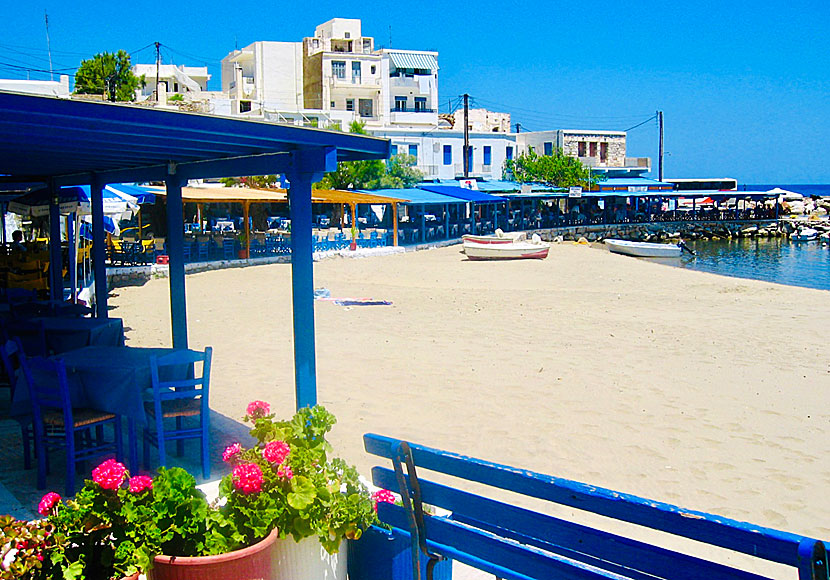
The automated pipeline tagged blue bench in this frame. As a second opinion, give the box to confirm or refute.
[364,434,829,580]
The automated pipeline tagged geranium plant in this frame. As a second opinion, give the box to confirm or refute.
[214,403,377,554]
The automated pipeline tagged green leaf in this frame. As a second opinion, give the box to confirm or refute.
[287,477,317,510]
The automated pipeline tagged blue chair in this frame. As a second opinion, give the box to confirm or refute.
[197,241,209,262]
[223,238,236,260]
[143,347,212,480]
[20,355,123,496]
[0,338,33,469]
[182,242,192,263]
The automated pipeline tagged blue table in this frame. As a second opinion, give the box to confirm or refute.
[33,317,125,354]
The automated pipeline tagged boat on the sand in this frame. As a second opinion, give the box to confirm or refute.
[463,233,549,260]
[605,239,684,258]
[462,229,526,245]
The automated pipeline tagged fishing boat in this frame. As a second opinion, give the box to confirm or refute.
[462,229,526,245]
[463,234,549,260]
[791,227,818,241]
[605,239,684,258]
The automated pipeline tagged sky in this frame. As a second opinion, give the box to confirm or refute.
[2,0,828,184]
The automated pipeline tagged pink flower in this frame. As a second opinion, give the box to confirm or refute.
[92,459,127,490]
[37,492,61,516]
[246,400,271,419]
[372,489,396,512]
[222,443,243,463]
[128,475,153,494]
[263,440,290,464]
[276,464,294,480]
[232,463,264,495]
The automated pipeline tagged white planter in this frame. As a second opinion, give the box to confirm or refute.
[270,536,347,580]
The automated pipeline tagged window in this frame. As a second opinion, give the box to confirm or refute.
[363,39,372,52]
[589,142,598,157]
[391,144,398,156]
[394,96,407,111]
[544,142,553,156]
[409,144,418,161]
[600,142,608,162]
[239,100,251,113]
[483,146,492,166]
[344,32,351,39]
[506,146,514,160]
[414,97,427,112]
[466,146,473,169]
[577,142,586,157]
[443,145,452,165]
[332,61,346,79]
[346,99,354,112]
[312,39,319,48]
[352,61,361,82]
[370,65,376,74]
[359,98,373,117]
[330,101,335,108]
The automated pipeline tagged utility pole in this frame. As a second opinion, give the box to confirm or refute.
[155,42,161,101]
[463,93,470,178]
[514,123,521,133]
[657,110,664,182]
[44,10,53,81]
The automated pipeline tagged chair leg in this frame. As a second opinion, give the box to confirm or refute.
[175,416,184,457]
[114,418,123,464]
[21,423,31,470]
[156,414,167,468]
[201,413,210,480]
[65,429,76,497]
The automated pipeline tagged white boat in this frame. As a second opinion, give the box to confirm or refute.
[462,229,526,245]
[791,228,818,241]
[463,234,549,260]
[605,239,683,258]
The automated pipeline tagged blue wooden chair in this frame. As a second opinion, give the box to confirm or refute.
[197,241,209,262]
[143,347,212,480]
[0,338,33,469]
[223,238,236,260]
[20,355,123,496]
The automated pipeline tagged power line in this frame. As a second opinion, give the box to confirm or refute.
[623,115,658,132]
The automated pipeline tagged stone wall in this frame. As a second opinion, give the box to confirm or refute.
[561,133,626,167]
[529,219,789,243]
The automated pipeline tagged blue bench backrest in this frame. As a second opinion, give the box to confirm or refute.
[364,434,829,580]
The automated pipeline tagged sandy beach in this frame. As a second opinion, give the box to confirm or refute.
[110,242,829,572]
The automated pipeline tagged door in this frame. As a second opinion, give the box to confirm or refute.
[359,99,373,118]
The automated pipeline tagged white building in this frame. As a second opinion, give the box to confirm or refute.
[370,127,516,181]
[0,75,70,97]
[516,130,650,177]
[217,18,439,129]
[132,64,210,100]
[450,108,511,133]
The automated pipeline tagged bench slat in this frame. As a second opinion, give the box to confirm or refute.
[373,466,773,580]
[364,434,813,568]
[379,502,631,580]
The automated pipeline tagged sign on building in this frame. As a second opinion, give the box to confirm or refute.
[568,186,583,197]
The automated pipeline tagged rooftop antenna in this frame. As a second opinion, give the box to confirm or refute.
[44,10,53,81]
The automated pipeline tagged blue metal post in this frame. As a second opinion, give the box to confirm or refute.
[444,203,450,240]
[67,213,77,301]
[48,182,63,302]
[90,176,108,317]
[288,147,335,410]
[165,171,188,348]
[471,202,477,234]
[420,205,426,243]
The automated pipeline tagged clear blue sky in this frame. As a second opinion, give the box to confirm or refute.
[3,0,828,184]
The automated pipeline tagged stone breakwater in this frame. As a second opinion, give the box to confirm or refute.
[533,219,828,243]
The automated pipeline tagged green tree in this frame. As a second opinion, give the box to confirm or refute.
[504,148,600,189]
[74,50,144,102]
[317,122,423,190]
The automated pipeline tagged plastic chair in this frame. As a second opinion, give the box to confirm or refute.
[19,355,123,496]
[143,347,212,480]
[0,338,33,469]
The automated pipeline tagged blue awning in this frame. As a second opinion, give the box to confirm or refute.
[418,185,507,204]
[360,188,465,205]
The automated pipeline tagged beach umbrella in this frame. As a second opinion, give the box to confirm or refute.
[766,187,804,201]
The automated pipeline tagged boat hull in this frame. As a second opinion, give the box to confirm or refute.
[462,232,525,245]
[463,242,549,260]
[605,239,682,258]
[791,228,818,241]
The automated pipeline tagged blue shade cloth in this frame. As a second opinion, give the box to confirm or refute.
[359,188,464,205]
[32,317,125,354]
[418,185,507,203]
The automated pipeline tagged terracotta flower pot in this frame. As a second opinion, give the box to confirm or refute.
[148,528,280,580]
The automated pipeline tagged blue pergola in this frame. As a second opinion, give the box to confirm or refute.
[0,91,390,409]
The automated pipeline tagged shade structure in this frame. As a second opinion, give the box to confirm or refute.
[418,185,507,203]
[0,90,390,411]
[363,188,461,205]
[386,52,438,71]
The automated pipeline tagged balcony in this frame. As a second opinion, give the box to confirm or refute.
[329,77,381,89]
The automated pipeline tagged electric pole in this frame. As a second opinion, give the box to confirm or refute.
[514,123,521,133]
[463,93,470,178]
[657,110,664,182]
[155,42,161,101]
[44,10,53,81]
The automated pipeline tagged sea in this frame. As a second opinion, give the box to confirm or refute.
[657,184,830,292]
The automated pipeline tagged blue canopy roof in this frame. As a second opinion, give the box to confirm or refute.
[361,188,465,205]
[418,185,507,203]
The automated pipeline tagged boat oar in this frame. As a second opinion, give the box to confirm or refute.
[678,240,696,256]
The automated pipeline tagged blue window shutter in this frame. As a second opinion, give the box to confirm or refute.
[409,144,418,161]
[506,146,514,160]
[443,145,452,165]
[483,146,492,166]
[544,142,553,156]
[391,144,398,156]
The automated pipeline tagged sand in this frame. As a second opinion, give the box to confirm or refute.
[110,243,830,574]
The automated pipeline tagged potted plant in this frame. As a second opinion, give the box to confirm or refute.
[237,231,248,259]
[213,402,376,579]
